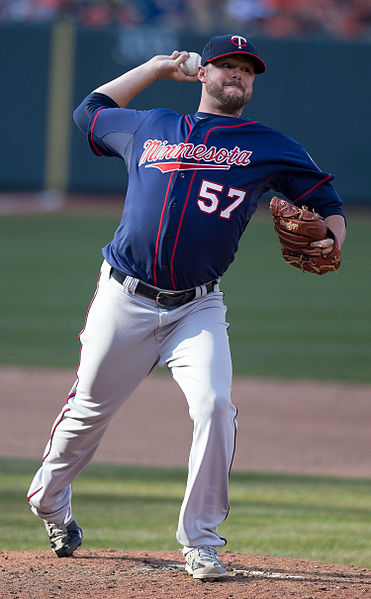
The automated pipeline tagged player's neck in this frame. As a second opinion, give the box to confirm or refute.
[197,101,243,118]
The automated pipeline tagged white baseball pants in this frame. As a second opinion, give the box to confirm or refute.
[27,260,237,548]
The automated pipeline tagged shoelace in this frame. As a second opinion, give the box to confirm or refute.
[189,545,218,567]
[47,522,67,541]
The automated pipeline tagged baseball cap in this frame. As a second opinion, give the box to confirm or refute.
[201,34,266,74]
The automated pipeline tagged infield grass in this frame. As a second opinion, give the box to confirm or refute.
[1,457,370,568]
[0,208,370,381]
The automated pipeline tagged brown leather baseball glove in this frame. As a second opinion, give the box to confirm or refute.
[269,196,341,274]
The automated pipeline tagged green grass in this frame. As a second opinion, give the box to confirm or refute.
[1,457,370,567]
[0,211,370,381]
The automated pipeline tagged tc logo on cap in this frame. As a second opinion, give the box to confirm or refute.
[231,35,248,49]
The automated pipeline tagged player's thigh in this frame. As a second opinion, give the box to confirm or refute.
[76,263,160,403]
[162,294,233,416]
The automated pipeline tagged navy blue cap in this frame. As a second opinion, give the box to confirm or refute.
[201,34,266,74]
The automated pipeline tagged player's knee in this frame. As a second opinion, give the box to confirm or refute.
[189,390,232,423]
[27,485,70,517]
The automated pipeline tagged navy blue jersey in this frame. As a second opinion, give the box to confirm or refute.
[74,93,344,290]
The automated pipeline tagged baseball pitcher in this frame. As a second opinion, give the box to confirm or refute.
[27,34,346,580]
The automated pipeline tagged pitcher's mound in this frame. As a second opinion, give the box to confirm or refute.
[1,550,369,599]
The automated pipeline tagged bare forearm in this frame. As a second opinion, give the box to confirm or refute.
[93,61,158,107]
[325,214,346,248]
[93,51,198,108]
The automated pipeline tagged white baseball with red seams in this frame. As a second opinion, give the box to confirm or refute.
[180,52,201,76]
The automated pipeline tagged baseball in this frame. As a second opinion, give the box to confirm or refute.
[180,52,201,76]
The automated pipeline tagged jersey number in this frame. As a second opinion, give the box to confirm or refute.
[197,180,246,219]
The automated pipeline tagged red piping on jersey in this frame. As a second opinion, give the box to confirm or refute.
[184,115,192,130]
[41,406,71,463]
[153,171,176,287]
[203,121,257,144]
[27,486,43,502]
[90,108,106,156]
[170,170,198,289]
[294,173,332,203]
[153,116,193,287]
[169,121,257,289]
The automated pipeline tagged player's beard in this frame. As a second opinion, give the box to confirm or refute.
[205,79,252,114]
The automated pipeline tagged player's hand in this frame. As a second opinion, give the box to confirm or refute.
[149,51,199,82]
[310,237,336,257]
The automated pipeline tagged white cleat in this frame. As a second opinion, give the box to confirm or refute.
[184,545,227,581]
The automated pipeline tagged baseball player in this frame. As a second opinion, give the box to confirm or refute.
[27,34,346,580]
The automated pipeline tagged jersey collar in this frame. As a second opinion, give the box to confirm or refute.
[195,111,244,120]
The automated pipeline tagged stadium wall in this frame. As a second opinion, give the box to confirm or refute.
[0,23,369,204]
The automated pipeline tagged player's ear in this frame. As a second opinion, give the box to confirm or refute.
[198,65,207,83]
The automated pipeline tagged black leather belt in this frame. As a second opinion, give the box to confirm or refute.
[110,268,217,309]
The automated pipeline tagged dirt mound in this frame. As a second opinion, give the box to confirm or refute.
[1,550,369,599]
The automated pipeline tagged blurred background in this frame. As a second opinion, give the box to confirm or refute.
[1,0,371,37]
[0,0,370,200]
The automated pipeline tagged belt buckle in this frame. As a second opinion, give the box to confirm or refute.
[156,291,183,308]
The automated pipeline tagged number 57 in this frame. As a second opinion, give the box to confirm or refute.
[197,180,247,220]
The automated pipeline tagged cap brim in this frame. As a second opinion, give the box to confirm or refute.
[202,51,266,74]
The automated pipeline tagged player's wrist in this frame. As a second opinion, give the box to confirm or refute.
[143,57,159,80]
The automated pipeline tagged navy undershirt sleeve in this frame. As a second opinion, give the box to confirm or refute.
[73,93,119,133]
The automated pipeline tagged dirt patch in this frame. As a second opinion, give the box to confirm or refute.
[1,366,371,477]
[1,550,370,599]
